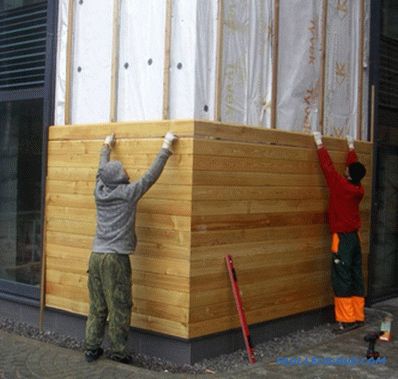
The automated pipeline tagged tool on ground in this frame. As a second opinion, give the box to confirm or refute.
[225,255,256,364]
[379,316,393,342]
[364,331,383,360]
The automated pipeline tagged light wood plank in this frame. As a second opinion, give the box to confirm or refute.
[193,198,370,216]
[46,269,87,289]
[189,294,332,338]
[193,186,326,201]
[46,255,89,275]
[190,280,331,323]
[131,256,190,278]
[46,243,89,260]
[133,300,188,324]
[46,194,192,216]
[132,285,189,308]
[47,167,193,186]
[193,121,372,154]
[132,313,188,338]
[48,153,193,170]
[191,211,370,231]
[191,224,331,248]
[46,180,192,201]
[194,138,372,163]
[49,120,195,140]
[48,138,194,155]
[135,242,190,260]
[133,271,189,293]
[46,294,88,316]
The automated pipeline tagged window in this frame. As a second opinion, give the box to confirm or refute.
[0,99,43,286]
[0,0,56,299]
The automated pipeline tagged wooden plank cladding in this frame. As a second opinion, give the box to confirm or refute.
[189,121,372,338]
[45,120,194,338]
[44,120,373,340]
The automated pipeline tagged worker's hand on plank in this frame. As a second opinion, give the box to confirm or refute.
[313,131,323,149]
[104,133,116,148]
[346,135,355,151]
[162,131,178,152]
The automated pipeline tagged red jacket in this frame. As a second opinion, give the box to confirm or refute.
[317,147,364,233]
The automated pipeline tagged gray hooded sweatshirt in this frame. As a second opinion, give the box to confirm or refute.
[92,145,171,254]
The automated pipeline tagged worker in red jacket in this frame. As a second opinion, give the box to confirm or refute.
[313,132,367,333]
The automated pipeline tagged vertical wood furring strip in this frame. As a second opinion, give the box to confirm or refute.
[270,0,280,129]
[214,0,224,122]
[110,0,122,122]
[319,0,328,134]
[356,0,365,140]
[64,0,76,125]
[163,0,173,120]
[39,185,49,331]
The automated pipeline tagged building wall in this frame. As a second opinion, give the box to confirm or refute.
[44,121,372,339]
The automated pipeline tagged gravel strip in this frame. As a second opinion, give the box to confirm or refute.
[0,308,385,375]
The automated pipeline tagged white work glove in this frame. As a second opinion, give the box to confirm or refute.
[313,131,323,148]
[104,133,116,148]
[162,131,178,151]
[346,135,355,150]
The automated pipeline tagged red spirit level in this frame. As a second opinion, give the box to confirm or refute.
[225,255,256,364]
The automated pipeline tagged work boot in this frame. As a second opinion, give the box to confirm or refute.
[333,322,359,334]
[85,347,104,362]
[109,353,133,364]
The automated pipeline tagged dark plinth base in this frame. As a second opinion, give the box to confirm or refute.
[0,294,333,364]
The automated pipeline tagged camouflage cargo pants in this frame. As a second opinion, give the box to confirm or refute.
[84,252,132,356]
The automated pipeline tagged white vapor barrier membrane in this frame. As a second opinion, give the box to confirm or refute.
[324,0,360,138]
[118,0,166,121]
[220,0,273,127]
[54,0,68,125]
[194,0,217,120]
[277,0,323,133]
[169,0,197,119]
[71,0,114,123]
[53,0,370,139]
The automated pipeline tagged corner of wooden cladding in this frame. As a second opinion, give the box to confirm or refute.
[44,120,373,340]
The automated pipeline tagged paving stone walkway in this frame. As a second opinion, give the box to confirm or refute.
[0,298,397,378]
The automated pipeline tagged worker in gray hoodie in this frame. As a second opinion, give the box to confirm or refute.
[84,131,178,364]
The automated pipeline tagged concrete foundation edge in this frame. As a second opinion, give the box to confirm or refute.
[0,295,333,364]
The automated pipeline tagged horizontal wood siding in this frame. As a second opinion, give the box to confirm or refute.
[189,122,372,338]
[45,121,194,338]
[44,120,372,340]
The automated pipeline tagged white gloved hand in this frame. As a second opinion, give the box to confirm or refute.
[346,135,354,150]
[162,131,178,151]
[313,131,323,147]
[104,133,116,147]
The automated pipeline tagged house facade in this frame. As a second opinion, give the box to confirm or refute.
[0,0,396,364]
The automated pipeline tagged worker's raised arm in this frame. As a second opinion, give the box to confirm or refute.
[128,132,178,200]
[346,135,358,166]
[97,134,115,180]
[313,132,340,188]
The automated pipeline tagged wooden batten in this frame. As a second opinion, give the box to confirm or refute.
[44,120,372,340]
